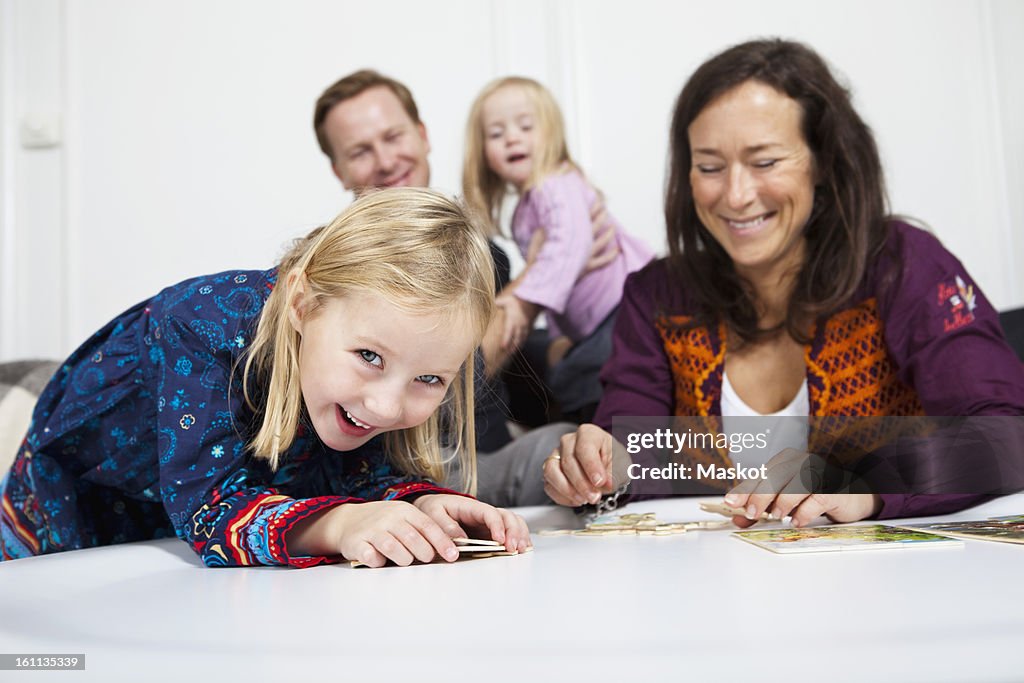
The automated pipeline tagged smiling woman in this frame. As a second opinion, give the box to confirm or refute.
[543,39,1024,528]
[687,80,816,294]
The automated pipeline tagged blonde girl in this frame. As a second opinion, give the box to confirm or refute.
[463,77,653,421]
[1,188,530,568]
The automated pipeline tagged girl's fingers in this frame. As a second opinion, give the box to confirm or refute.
[438,499,528,554]
[498,509,531,552]
[515,512,533,549]
[416,500,466,538]
[391,523,440,565]
[444,498,507,545]
[474,504,508,546]
[496,509,516,553]
[352,541,387,569]
[370,531,416,567]
[405,512,459,563]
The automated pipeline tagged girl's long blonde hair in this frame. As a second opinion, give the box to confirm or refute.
[242,188,494,493]
[462,76,576,236]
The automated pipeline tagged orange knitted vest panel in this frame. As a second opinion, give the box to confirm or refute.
[655,298,924,417]
[651,299,924,490]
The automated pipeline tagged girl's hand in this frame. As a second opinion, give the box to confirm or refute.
[412,494,532,553]
[329,500,460,568]
[495,294,536,350]
[542,424,629,507]
[723,448,882,528]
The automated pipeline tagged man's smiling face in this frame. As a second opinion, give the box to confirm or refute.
[322,85,431,195]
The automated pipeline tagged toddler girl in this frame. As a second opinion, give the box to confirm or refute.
[463,76,653,421]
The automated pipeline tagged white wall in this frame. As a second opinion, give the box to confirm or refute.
[1,0,1022,361]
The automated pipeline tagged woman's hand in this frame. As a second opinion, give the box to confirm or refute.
[542,424,629,507]
[413,494,531,554]
[723,448,882,528]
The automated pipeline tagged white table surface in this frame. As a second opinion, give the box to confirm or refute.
[1,494,1022,682]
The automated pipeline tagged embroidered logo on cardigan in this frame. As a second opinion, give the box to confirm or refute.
[938,275,977,333]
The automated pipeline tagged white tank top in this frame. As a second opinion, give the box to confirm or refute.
[721,369,809,467]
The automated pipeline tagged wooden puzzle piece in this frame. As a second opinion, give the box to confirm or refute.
[541,512,691,537]
[349,538,528,567]
[539,503,769,537]
[452,546,534,560]
[452,537,502,547]
[693,520,734,530]
[700,501,772,521]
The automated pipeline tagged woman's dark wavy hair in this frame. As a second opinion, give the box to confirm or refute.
[665,38,890,344]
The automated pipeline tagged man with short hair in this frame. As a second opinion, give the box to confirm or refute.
[314,70,431,193]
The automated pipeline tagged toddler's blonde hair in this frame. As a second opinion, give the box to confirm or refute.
[462,76,576,236]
